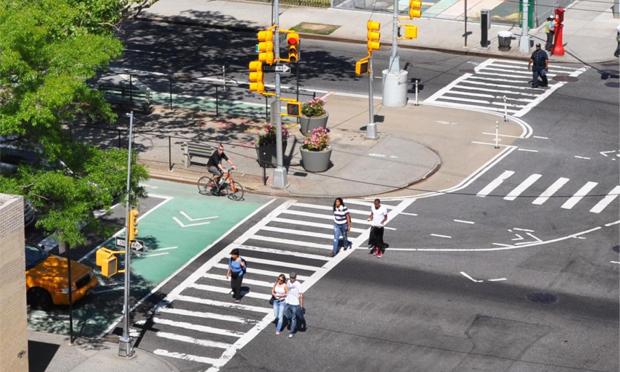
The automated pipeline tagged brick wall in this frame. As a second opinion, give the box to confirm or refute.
[0,194,29,372]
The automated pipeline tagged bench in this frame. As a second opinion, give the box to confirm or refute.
[184,142,216,168]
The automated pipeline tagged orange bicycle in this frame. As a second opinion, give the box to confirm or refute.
[197,167,244,201]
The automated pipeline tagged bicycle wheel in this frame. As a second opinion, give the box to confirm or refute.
[197,176,215,195]
[227,182,244,201]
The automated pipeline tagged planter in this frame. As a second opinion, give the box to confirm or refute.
[299,113,329,136]
[300,146,332,172]
[256,141,287,167]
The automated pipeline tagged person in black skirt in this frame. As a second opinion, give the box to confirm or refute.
[368,198,388,258]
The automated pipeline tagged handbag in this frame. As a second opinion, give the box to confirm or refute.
[269,295,275,305]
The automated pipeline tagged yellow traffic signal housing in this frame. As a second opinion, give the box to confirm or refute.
[248,60,265,93]
[367,20,381,52]
[128,208,139,242]
[257,29,275,65]
[96,247,119,278]
[409,0,422,19]
[286,101,301,116]
[287,32,300,63]
[355,57,370,76]
[402,24,418,39]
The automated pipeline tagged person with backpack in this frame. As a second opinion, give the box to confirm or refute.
[226,248,246,302]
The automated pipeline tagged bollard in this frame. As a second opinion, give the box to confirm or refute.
[503,95,508,122]
[169,77,172,110]
[494,120,500,149]
[215,86,220,117]
[168,136,172,171]
[414,80,419,106]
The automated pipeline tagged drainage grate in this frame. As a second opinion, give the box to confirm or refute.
[553,75,579,82]
[527,292,558,304]
[613,245,620,253]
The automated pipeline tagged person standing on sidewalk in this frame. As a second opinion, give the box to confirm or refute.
[368,198,389,258]
[272,274,288,335]
[226,248,246,303]
[528,44,549,88]
[284,272,304,338]
[330,197,352,257]
[544,16,555,52]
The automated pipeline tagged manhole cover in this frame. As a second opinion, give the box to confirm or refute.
[527,292,558,304]
[553,75,579,82]
[612,245,620,253]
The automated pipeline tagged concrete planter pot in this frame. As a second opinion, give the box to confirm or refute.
[299,113,329,136]
[300,146,332,173]
[256,141,287,167]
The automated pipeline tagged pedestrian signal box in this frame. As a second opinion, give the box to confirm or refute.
[355,57,369,76]
[96,247,120,278]
[286,101,301,117]
[401,24,418,39]
[367,21,381,52]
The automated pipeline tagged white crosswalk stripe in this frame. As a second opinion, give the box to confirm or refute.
[137,199,410,371]
[425,58,587,117]
[475,171,617,214]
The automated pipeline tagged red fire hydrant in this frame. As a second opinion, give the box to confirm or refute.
[552,8,565,56]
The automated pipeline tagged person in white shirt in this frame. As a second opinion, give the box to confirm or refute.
[368,198,388,258]
[284,272,304,338]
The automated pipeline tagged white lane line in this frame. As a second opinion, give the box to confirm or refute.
[158,307,252,324]
[574,155,591,160]
[460,271,483,283]
[240,256,322,272]
[492,243,512,247]
[561,181,598,209]
[249,235,332,250]
[138,317,243,337]
[144,252,169,257]
[512,227,534,232]
[175,294,272,313]
[259,225,333,240]
[428,100,520,114]
[293,202,370,216]
[155,332,232,349]
[213,263,310,280]
[154,349,220,366]
[589,185,620,214]
[487,277,507,282]
[477,170,515,197]
[189,283,272,301]
[152,246,179,251]
[453,219,475,224]
[504,173,542,201]
[270,217,366,233]
[472,141,511,147]
[204,273,275,288]
[235,244,330,261]
[482,132,521,138]
[180,211,219,222]
[605,220,620,227]
[532,177,570,205]
[517,148,538,152]
[533,135,549,139]
[400,212,418,216]
[610,261,620,265]
[430,233,452,239]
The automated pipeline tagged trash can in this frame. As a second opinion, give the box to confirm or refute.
[498,31,513,51]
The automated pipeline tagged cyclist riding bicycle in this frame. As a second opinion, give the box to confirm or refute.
[207,143,236,187]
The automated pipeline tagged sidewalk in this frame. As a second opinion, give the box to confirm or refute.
[135,93,523,199]
[139,0,620,64]
[28,330,178,372]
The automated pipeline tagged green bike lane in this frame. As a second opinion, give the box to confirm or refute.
[27,178,273,338]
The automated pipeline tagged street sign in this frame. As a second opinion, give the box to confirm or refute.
[131,240,145,251]
[274,64,291,73]
[115,237,126,248]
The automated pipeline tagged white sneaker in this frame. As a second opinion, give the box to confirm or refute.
[288,334,294,338]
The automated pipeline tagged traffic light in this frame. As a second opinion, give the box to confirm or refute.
[367,20,381,52]
[355,56,369,76]
[286,101,301,116]
[128,208,139,242]
[257,29,275,65]
[248,60,264,93]
[287,32,300,63]
[409,0,422,19]
[401,24,418,39]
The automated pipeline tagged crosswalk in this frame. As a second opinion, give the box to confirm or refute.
[424,58,588,117]
[136,199,404,371]
[476,170,619,214]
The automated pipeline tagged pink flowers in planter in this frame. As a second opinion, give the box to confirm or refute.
[302,127,330,151]
[258,123,289,146]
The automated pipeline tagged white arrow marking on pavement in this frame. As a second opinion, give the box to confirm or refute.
[460,271,483,283]
[173,216,211,228]
[487,278,507,282]
[180,211,219,222]
[600,150,618,157]
[511,233,524,241]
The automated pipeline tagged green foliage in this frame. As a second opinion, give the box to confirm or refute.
[0,0,148,247]
[301,97,327,117]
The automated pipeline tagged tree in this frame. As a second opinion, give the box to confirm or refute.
[0,0,148,247]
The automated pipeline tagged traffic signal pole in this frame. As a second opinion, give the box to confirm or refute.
[389,0,400,74]
[272,0,287,189]
[119,111,135,358]
[382,0,408,107]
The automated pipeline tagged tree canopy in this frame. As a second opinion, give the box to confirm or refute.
[0,0,148,247]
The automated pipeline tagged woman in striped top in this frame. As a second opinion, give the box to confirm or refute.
[331,197,352,257]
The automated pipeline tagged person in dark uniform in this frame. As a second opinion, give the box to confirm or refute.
[207,143,236,187]
[528,43,549,88]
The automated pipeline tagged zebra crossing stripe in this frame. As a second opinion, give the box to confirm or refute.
[189,283,273,301]
[155,332,232,349]
[139,317,244,337]
[260,225,334,240]
[280,209,375,226]
[237,255,323,271]
[250,234,332,249]
[158,307,253,324]
[234,243,331,261]
[532,177,570,205]
[561,182,598,209]
[203,273,276,288]
[270,217,366,233]
[293,202,370,215]
[477,170,515,197]
[174,294,273,313]
[154,349,222,366]
[590,185,620,214]
[212,263,311,280]
[504,174,542,201]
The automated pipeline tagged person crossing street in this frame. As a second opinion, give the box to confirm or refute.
[528,43,549,88]
[330,197,352,257]
[368,198,389,258]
